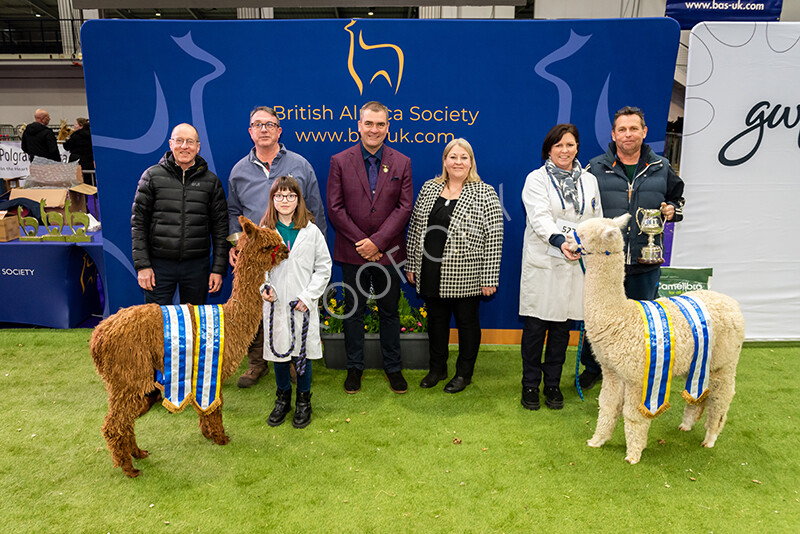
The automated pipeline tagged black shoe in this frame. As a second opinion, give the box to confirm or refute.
[419,371,446,389]
[443,375,471,394]
[386,371,408,394]
[578,370,602,390]
[267,389,292,427]
[544,386,564,410]
[521,387,540,410]
[293,391,312,429]
[344,368,363,394]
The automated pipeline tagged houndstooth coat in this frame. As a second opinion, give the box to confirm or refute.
[406,179,504,298]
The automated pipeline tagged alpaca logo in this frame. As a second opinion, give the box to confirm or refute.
[344,20,405,95]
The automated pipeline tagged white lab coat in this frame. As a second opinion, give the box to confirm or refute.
[261,224,331,362]
[519,165,602,321]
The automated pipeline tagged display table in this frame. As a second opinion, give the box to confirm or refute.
[0,228,105,328]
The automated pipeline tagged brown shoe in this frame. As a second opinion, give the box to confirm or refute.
[237,365,268,388]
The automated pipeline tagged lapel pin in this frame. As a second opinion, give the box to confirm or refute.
[382,165,388,173]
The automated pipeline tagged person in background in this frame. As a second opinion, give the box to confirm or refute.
[405,138,503,394]
[579,106,684,390]
[259,176,331,429]
[21,108,60,162]
[327,101,413,395]
[519,124,602,411]
[64,117,95,185]
[228,106,327,389]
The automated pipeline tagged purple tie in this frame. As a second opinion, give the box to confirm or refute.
[367,155,378,196]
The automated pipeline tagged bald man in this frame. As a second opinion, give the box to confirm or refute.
[21,108,60,162]
[131,123,229,305]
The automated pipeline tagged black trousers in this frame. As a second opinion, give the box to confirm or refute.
[521,316,570,388]
[425,295,481,380]
[144,256,209,306]
[341,262,402,373]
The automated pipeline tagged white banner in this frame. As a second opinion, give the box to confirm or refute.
[0,141,72,180]
[0,142,30,179]
[673,22,800,340]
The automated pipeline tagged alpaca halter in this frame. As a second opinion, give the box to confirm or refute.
[264,284,311,375]
[572,230,621,257]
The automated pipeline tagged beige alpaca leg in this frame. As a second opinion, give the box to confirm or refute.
[622,385,652,464]
[679,403,705,432]
[702,366,736,448]
[588,370,624,448]
[198,398,229,445]
[101,390,142,477]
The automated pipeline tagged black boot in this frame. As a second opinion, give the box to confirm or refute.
[293,391,312,429]
[267,388,292,427]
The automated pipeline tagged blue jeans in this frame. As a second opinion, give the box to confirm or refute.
[275,361,311,393]
[582,267,660,374]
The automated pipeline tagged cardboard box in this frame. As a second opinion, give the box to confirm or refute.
[0,210,20,242]
[9,184,97,218]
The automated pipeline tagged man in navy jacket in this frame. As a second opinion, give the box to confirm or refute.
[580,106,685,389]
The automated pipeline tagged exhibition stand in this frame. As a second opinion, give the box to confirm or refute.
[0,227,105,328]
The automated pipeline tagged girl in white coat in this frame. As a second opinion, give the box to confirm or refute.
[519,124,602,411]
[260,176,331,428]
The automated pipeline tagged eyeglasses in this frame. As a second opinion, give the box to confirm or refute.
[274,194,298,202]
[171,137,198,147]
[251,121,279,131]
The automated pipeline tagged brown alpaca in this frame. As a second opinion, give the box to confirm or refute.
[90,216,288,477]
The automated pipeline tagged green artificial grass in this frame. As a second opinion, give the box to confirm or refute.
[1,329,799,533]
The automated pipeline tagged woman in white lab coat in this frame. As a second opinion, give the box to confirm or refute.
[519,124,602,411]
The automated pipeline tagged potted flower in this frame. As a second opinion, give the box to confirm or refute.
[320,287,429,370]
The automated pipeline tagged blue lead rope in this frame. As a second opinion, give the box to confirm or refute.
[573,230,587,401]
[264,285,311,375]
[575,322,585,401]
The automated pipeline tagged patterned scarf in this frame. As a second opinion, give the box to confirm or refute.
[545,157,582,213]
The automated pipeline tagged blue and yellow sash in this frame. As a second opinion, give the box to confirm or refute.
[157,304,224,415]
[637,300,675,418]
[668,295,712,404]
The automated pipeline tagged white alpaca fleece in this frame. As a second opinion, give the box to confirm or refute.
[577,214,745,464]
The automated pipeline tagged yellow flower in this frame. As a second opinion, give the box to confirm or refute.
[420,310,427,318]
[325,320,329,325]
[329,299,337,307]
[364,325,368,331]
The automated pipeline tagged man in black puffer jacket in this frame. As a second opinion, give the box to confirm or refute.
[131,123,229,306]
[21,108,60,162]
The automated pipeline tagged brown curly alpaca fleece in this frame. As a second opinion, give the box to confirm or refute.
[90,216,288,477]
[576,214,745,465]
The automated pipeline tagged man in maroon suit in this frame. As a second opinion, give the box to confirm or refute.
[327,101,413,395]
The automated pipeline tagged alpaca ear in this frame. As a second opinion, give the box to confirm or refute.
[240,216,257,237]
[602,226,619,240]
[613,213,631,229]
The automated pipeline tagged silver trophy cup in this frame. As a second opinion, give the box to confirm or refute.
[636,207,665,265]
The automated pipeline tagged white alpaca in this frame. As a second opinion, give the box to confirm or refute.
[575,214,745,464]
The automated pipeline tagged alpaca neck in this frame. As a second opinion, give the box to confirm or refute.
[220,255,269,376]
[583,253,629,325]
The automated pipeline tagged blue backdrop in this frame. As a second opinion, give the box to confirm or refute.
[81,17,679,331]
